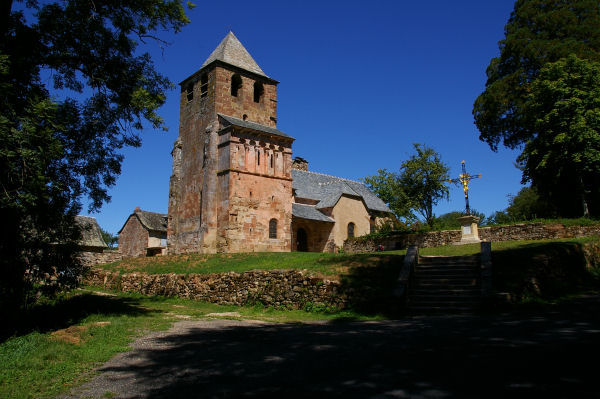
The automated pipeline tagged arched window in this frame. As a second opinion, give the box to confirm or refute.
[253,81,264,103]
[185,83,193,102]
[269,219,277,239]
[231,74,242,97]
[347,222,355,239]
[200,74,208,98]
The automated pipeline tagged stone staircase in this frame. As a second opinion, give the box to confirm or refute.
[407,254,481,313]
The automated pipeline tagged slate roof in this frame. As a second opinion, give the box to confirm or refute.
[118,210,167,234]
[218,114,293,139]
[75,216,108,248]
[135,210,168,233]
[201,31,268,77]
[292,203,335,223]
[292,169,392,213]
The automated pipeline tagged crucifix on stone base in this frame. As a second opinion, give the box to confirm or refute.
[449,160,482,244]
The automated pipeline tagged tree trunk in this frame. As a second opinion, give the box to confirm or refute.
[580,176,590,217]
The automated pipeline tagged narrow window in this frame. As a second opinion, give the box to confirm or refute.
[231,74,242,97]
[269,219,277,239]
[185,83,193,101]
[253,81,264,103]
[270,153,274,168]
[257,150,260,166]
[347,222,355,239]
[200,74,208,98]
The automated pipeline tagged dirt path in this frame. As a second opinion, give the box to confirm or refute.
[61,296,600,398]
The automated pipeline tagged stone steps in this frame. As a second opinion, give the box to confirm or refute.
[408,255,481,313]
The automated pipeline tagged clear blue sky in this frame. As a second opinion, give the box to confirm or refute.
[81,0,524,234]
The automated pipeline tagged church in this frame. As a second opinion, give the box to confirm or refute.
[167,32,392,254]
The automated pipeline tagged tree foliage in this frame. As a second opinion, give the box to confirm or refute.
[433,210,486,231]
[400,144,450,228]
[473,0,600,151]
[519,55,600,216]
[487,186,556,224]
[363,144,450,229]
[0,0,192,308]
[100,228,119,249]
[361,169,414,223]
[473,0,600,217]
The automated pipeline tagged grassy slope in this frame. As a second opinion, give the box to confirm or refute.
[98,237,598,276]
[97,251,408,276]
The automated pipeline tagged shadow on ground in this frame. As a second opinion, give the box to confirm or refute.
[0,293,155,342]
[71,295,600,399]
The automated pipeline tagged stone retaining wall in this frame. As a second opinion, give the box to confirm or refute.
[79,250,123,267]
[344,223,600,253]
[86,269,347,310]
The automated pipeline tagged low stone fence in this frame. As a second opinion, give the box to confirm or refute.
[79,250,123,267]
[86,269,347,310]
[344,223,600,253]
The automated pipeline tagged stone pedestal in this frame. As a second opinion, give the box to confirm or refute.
[456,215,481,244]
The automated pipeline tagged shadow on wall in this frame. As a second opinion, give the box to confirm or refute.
[493,241,600,302]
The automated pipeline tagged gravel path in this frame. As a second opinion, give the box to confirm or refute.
[61,296,600,399]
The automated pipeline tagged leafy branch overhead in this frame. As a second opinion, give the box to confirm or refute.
[1,0,193,308]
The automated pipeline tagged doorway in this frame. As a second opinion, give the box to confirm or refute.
[297,228,308,252]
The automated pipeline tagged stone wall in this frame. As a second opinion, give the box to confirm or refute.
[118,214,149,257]
[86,269,348,310]
[344,223,600,253]
[79,250,123,267]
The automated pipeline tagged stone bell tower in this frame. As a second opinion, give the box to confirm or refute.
[167,32,294,254]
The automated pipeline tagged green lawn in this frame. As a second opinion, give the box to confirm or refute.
[98,237,600,278]
[0,289,379,399]
[98,251,407,276]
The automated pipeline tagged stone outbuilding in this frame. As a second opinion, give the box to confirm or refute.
[118,208,168,257]
[75,215,108,252]
[291,166,393,252]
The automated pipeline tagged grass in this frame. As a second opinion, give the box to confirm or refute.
[0,289,381,399]
[98,251,407,276]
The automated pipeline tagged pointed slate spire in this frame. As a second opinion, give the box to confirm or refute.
[201,31,268,77]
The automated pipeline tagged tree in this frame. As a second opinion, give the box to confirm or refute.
[1,1,192,308]
[518,55,600,216]
[399,144,450,228]
[362,169,415,223]
[473,0,600,151]
[473,0,600,217]
[487,186,556,224]
[100,229,119,249]
[433,210,486,231]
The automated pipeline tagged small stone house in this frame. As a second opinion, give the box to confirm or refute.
[291,163,392,252]
[118,208,168,257]
[75,215,108,252]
